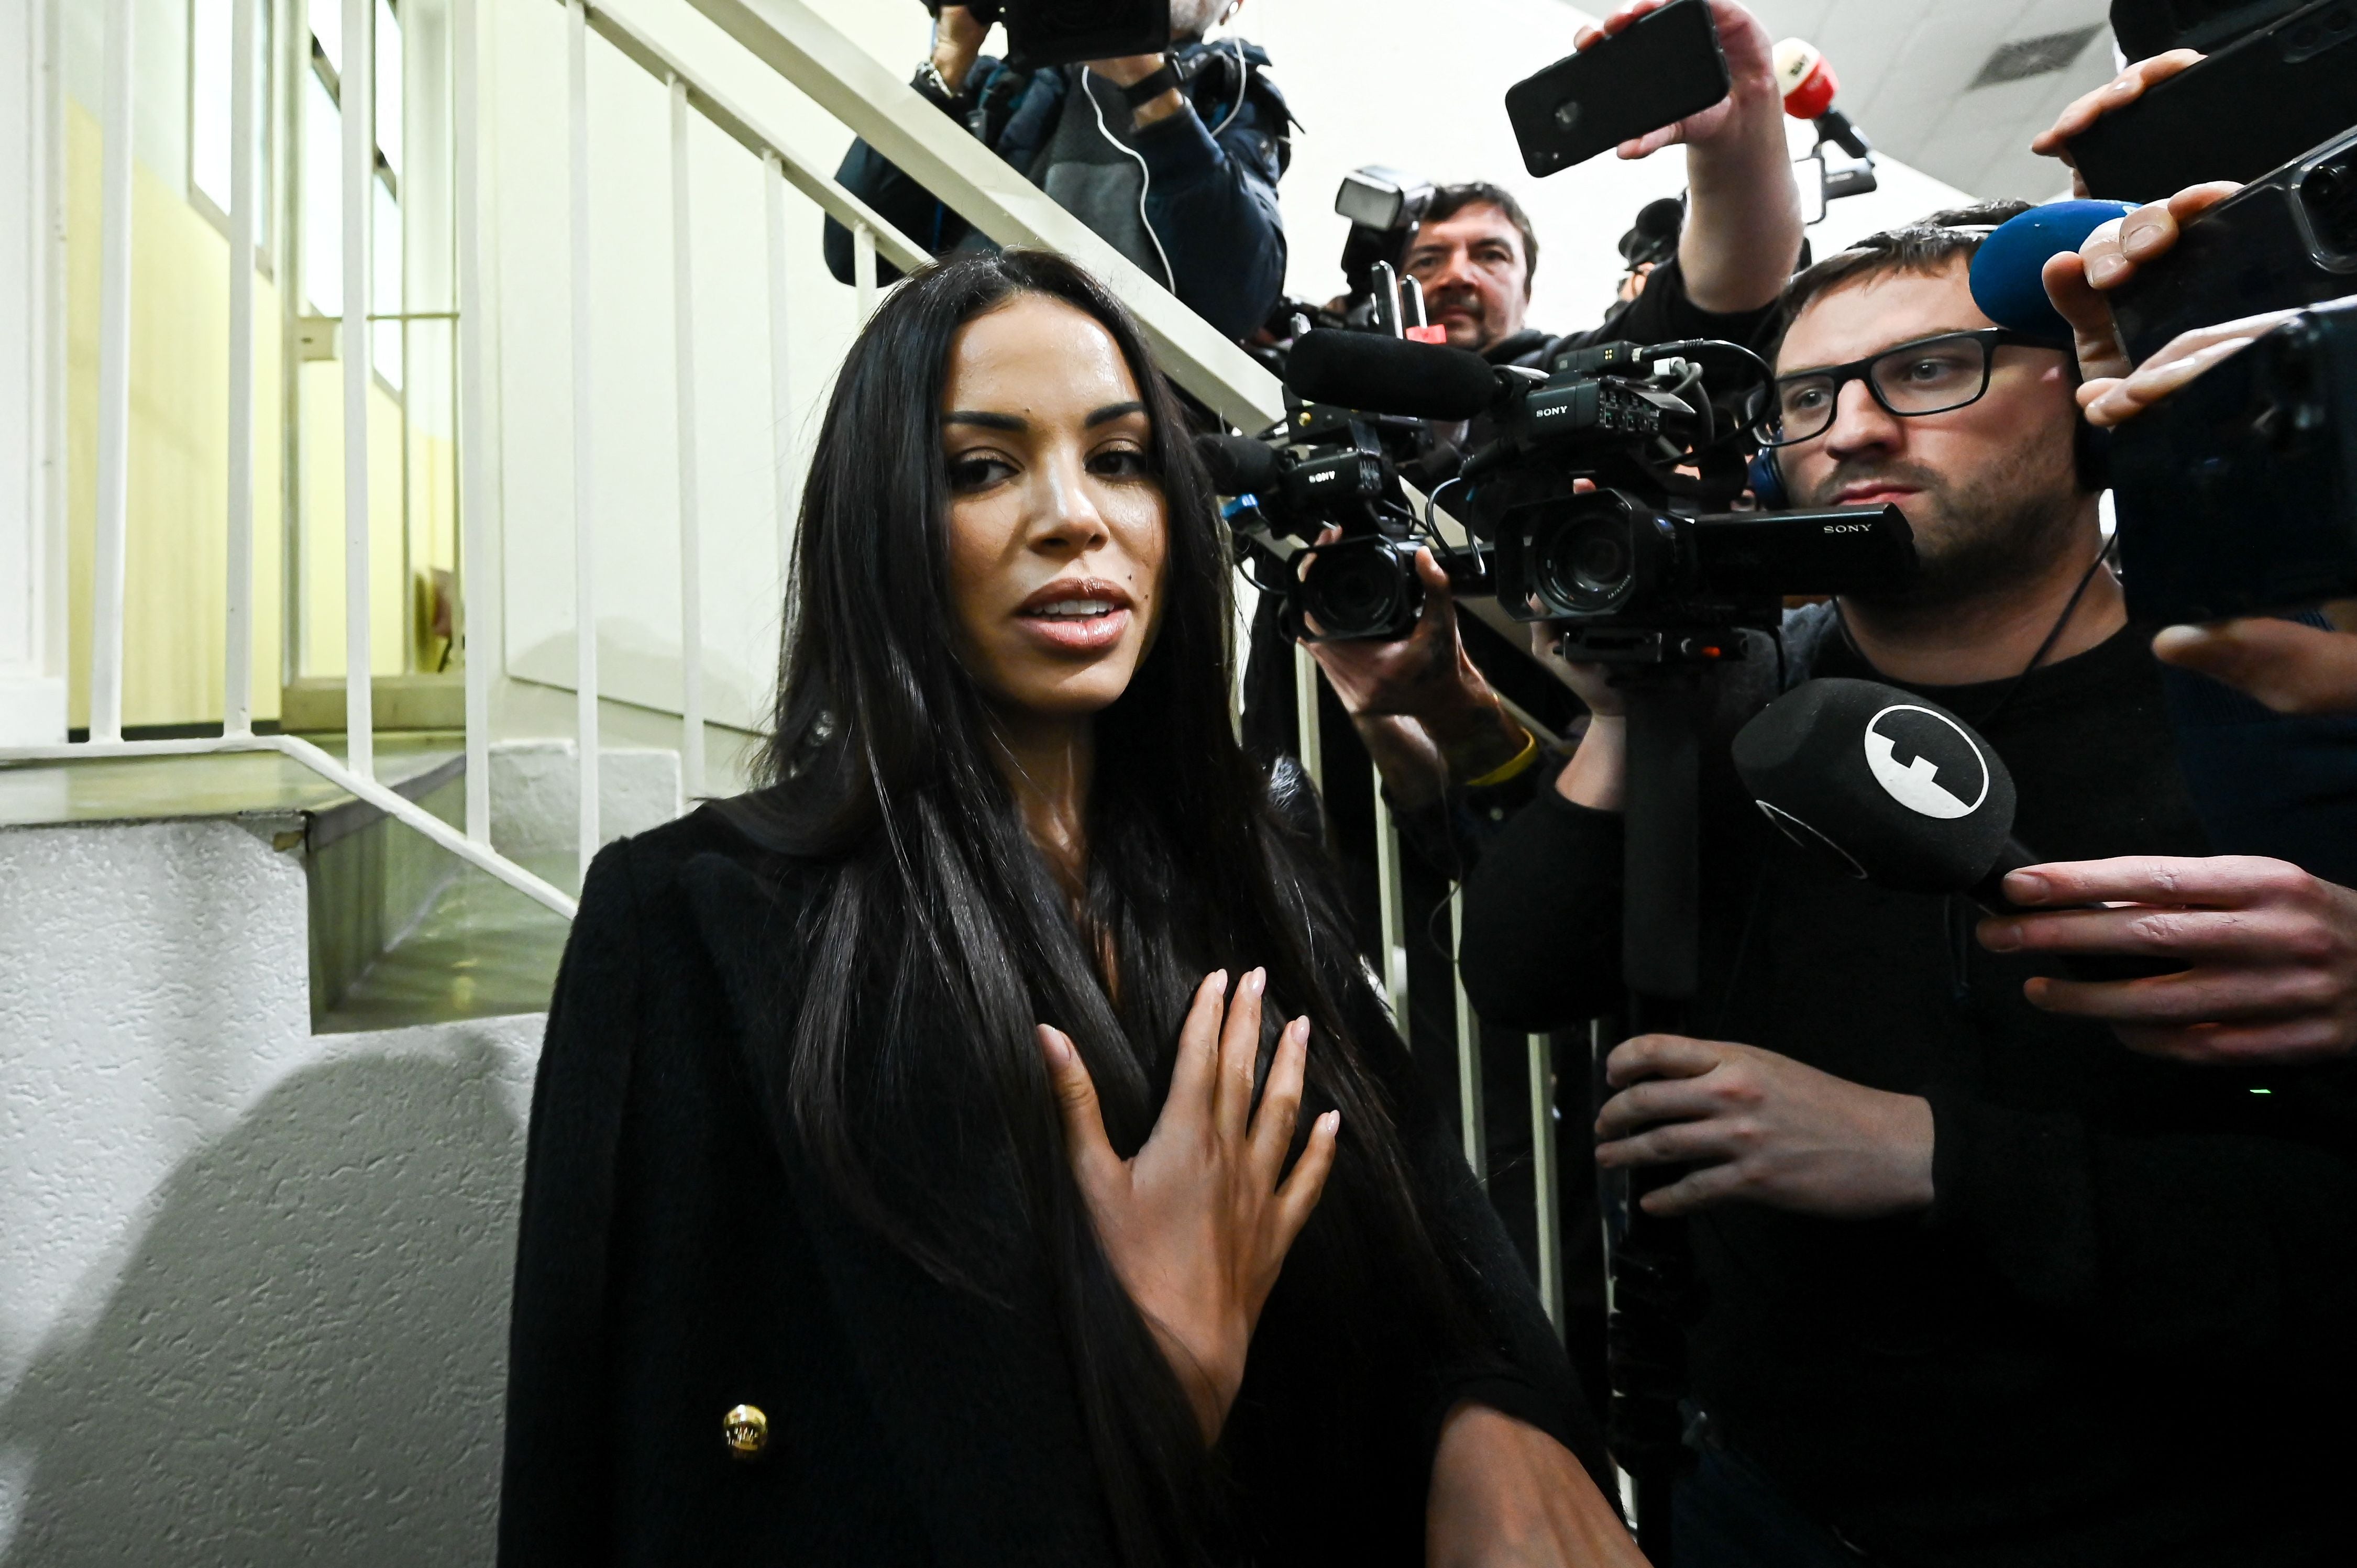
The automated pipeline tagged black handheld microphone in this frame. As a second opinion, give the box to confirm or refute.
[1284,329,1500,421]
[1732,678,2174,979]
[1732,678,2021,902]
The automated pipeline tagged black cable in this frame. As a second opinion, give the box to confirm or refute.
[1833,532,2118,728]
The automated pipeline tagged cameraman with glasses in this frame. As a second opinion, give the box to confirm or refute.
[1461,201,2357,1567]
[824,2,1288,343]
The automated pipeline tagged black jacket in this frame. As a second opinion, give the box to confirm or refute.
[1460,619,2357,1566]
[499,801,1603,1566]
[824,42,1290,341]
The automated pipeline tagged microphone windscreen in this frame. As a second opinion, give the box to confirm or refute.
[1732,678,2019,895]
[1195,433,1282,498]
[1773,38,1838,119]
[1285,330,1498,421]
[1968,200,2136,345]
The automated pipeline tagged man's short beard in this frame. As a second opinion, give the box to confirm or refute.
[1169,0,1228,39]
[1802,437,2084,613]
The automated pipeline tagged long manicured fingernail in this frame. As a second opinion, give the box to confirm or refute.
[1208,969,1229,996]
[1292,1015,1310,1043]
[1318,1110,1341,1136]
[1247,967,1267,997]
[1039,1025,1072,1064]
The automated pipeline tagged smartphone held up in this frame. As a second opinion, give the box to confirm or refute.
[1505,0,1730,176]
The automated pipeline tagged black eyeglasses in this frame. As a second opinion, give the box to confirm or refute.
[1758,328,2054,448]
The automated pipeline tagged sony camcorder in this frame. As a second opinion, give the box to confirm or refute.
[1209,330,1916,657]
[1199,404,1476,643]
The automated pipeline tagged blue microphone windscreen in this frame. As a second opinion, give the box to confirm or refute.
[1968,200,2136,345]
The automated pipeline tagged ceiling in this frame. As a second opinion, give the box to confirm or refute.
[1735,0,2126,201]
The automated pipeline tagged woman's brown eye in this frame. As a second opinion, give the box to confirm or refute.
[1091,447,1152,479]
[948,455,1013,491]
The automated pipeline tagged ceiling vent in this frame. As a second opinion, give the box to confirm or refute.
[1969,25,2106,87]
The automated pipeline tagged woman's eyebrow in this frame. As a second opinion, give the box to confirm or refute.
[943,410,1027,432]
[1086,400,1147,427]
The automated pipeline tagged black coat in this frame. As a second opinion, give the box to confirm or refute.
[499,803,1603,1566]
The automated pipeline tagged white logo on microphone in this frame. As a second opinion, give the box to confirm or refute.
[1863,704,1989,820]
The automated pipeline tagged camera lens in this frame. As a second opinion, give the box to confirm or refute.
[1535,514,1635,613]
[2305,158,2357,257]
[1302,540,1416,639]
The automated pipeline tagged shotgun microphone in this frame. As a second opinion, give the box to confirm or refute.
[1284,329,1500,421]
[1195,433,1282,498]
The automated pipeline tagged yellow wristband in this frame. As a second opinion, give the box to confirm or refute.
[1461,727,1540,790]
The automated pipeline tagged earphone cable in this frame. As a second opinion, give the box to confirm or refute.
[1085,70,1176,292]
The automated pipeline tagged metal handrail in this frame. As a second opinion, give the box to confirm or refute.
[14,1,1535,1304]
[0,0,932,933]
[686,0,1285,434]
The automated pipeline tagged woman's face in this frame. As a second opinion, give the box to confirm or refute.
[940,294,1169,724]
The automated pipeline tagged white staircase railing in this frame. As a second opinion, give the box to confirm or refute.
[7,0,1538,1244]
[1,0,1276,926]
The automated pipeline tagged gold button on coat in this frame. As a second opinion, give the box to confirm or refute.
[722,1403,769,1460]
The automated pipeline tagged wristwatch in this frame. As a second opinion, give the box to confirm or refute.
[1120,60,1182,109]
[914,58,961,107]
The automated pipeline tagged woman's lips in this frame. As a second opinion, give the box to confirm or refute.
[1015,604,1132,653]
[1014,581,1135,653]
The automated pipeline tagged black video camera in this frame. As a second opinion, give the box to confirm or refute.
[2094,118,2357,624]
[926,0,1169,70]
[1456,339,1915,661]
[2110,122,2357,362]
[2111,294,2357,623]
[2071,0,2357,201]
[1266,329,1916,661]
[1200,402,1488,642]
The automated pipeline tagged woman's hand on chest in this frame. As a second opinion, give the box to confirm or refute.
[1036,968,1339,1443]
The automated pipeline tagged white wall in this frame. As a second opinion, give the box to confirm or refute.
[1249,0,1971,330]
[487,0,931,734]
[0,816,544,1563]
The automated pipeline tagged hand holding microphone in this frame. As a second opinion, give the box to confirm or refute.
[1730,677,2177,959]
[1979,858,2357,1067]
[1733,678,2357,1064]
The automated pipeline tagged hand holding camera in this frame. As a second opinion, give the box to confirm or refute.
[2151,610,2357,714]
[2031,174,2357,721]
[925,3,991,96]
[2039,180,2242,385]
[1299,534,1533,799]
[2030,49,2205,197]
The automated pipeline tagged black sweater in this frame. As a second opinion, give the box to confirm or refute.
[499,803,1603,1567]
[1460,623,2357,1567]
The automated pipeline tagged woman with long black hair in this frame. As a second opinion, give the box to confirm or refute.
[498,249,1640,1566]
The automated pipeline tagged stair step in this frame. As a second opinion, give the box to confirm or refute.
[315,853,576,1034]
